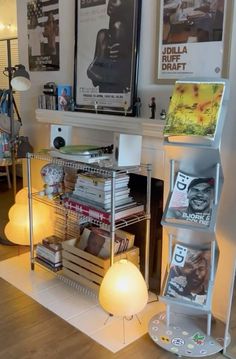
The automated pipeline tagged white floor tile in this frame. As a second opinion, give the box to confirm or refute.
[0,253,164,353]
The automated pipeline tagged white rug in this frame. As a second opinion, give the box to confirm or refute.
[0,253,165,353]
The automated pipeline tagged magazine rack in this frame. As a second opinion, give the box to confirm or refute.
[148,79,229,358]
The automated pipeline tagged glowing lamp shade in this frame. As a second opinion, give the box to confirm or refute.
[11,65,31,91]
[4,188,53,245]
[99,259,148,317]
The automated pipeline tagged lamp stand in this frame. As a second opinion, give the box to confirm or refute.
[5,39,22,198]
[103,313,142,344]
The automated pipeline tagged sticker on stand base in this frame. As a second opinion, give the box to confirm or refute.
[160,335,170,343]
[172,337,185,346]
[192,332,205,345]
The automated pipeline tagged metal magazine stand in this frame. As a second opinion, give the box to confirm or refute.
[148,78,230,357]
[26,153,152,294]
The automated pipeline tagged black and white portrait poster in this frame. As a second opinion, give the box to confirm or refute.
[75,0,141,114]
[27,0,60,71]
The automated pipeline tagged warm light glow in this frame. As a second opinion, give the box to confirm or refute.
[0,23,16,32]
[15,187,29,204]
[99,259,148,317]
[4,187,54,245]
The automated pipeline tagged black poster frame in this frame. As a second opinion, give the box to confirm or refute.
[74,0,142,116]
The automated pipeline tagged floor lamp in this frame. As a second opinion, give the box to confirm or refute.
[3,62,31,198]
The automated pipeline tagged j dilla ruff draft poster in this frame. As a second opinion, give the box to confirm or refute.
[157,0,229,81]
[27,0,60,71]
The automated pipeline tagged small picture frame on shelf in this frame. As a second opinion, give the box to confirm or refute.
[57,84,72,111]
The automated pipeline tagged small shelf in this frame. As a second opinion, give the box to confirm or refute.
[158,295,212,313]
[27,151,152,288]
[32,192,148,230]
[161,219,216,234]
[35,108,165,138]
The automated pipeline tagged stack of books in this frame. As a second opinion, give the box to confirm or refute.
[63,171,144,224]
[73,172,131,209]
[35,235,63,271]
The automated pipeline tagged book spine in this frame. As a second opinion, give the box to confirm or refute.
[76,174,129,188]
[37,243,61,254]
[75,180,129,190]
[64,198,144,223]
[71,194,134,210]
[35,256,62,271]
[41,242,62,251]
[64,198,111,224]
[73,187,130,201]
[36,246,62,263]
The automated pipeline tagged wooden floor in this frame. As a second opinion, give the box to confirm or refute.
[0,178,234,358]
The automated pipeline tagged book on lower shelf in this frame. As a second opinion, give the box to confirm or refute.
[63,196,145,224]
[42,235,64,251]
[35,235,63,271]
[163,80,226,145]
[77,226,135,259]
[163,171,215,228]
[163,243,212,306]
[35,256,62,272]
[36,243,62,263]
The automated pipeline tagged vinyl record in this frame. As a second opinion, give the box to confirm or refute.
[59,145,102,156]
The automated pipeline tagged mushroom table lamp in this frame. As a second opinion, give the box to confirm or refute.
[4,187,53,245]
[99,259,148,318]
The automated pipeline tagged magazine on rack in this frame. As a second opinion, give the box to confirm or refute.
[163,243,211,306]
[165,171,214,227]
[163,81,225,145]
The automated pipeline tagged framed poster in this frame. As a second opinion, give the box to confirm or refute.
[74,0,141,115]
[156,0,233,83]
[27,0,60,71]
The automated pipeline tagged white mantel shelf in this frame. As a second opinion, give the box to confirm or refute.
[36,109,165,139]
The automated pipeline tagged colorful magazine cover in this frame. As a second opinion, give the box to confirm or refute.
[164,81,225,141]
[164,244,211,306]
[165,171,214,227]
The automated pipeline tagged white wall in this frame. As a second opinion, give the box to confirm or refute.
[16,0,173,151]
[16,0,75,150]
[16,0,236,321]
